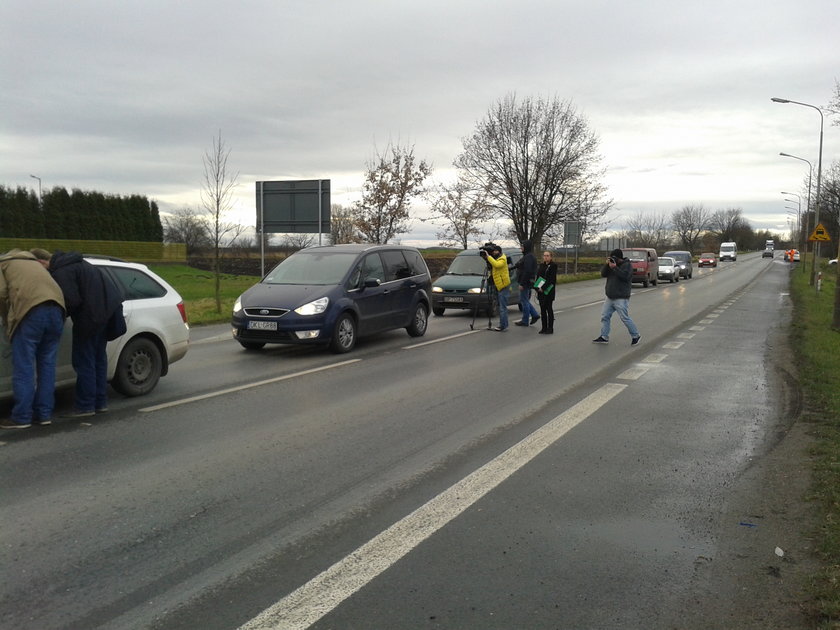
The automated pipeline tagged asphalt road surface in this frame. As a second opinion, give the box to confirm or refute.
[0,253,795,629]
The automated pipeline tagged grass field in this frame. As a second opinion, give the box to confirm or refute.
[790,260,840,626]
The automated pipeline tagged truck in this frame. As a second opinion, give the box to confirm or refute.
[719,241,737,262]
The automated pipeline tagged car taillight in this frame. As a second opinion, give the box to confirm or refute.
[177,301,188,324]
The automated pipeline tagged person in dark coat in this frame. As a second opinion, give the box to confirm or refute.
[535,250,558,334]
[514,239,540,327]
[33,250,124,416]
[592,248,640,345]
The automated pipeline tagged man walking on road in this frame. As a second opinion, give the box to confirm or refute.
[592,248,641,345]
[514,239,540,327]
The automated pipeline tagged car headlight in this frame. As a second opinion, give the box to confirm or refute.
[468,287,483,294]
[432,286,443,293]
[295,297,329,315]
[233,297,242,314]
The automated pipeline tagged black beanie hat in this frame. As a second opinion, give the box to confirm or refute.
[610,248,623,259]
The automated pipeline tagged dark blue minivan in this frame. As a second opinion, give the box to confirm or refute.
[231,244,431,353]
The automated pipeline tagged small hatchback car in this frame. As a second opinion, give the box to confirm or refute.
[1,257,190,399]
[231,244,432,353]
[698,253,717,267]
[657,257,680,283]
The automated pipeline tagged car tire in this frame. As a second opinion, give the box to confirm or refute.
[112,336,162,397]
[432,306,445,317]
[642,278,649,287]
[238,341,265,350]
[652,276,657,286]
[330,312,356,354]
[406,303,429,337]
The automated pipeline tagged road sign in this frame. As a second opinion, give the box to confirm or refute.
[256,179,330,233]
[808,223,831,242]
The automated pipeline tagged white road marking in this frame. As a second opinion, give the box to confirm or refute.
[403,329,482,349]
[237,383,628,630]
[690,325,706,331]
[699,319,715,324]
[617,366,650,380]
[573,300,604,310]
[138,360,361,412]
[677,333,696,339]
[642,353,668,363]
[662,341,684,349]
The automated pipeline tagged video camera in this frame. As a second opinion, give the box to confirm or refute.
[478,242,500,258]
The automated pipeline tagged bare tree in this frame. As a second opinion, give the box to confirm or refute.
[281,232,316,250]
[162,207,211,255]
[671,204,710,252]
[201,130,240,313]
[329,203,360,244]
[428,178,493,249]
[455,93,606,254]
[354,140,432,244]
[708,208,749,243]
[623,210,672,250]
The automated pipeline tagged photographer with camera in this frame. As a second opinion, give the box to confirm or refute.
[592,248,641,345]
[479,243,511,331]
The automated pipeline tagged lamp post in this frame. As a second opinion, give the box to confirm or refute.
[782,192,801,253]
[772,98,824,285]
[779,153,813,279]
[29,174,42,209]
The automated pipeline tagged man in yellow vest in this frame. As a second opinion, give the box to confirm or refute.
[480,244,511,331]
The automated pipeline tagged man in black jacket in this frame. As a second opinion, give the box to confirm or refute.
[514,239,541,327]
[592,248,641,345]
[33,250,123,416]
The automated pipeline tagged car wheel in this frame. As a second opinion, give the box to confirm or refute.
[329,312,356,354]
[432,306,445,317]
[642,278,649,287]
[406,303,429,337]
[652,276,657,286]
[238,341,265,350]
[112,336,162,397]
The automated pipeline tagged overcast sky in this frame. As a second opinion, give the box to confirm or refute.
[2,0,838,246]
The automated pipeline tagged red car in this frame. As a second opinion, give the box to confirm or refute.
[698,253,717,267]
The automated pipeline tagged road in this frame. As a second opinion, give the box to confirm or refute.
[0,253,796,629]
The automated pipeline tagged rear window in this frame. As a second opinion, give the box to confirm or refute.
[104,266,167,300]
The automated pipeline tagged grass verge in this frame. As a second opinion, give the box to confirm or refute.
[148,264,258,326]
[790,261,840,626]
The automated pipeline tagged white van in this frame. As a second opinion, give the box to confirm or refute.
[719,242,737,262]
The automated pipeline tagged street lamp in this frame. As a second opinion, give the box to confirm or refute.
[29,174,42,209]
[782,192,801,253]
[772,98,825,285]
[779,153,813,279]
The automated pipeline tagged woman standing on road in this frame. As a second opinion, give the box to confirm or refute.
[535,251,557,334]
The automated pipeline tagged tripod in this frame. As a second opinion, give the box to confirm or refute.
[469,265,494,330]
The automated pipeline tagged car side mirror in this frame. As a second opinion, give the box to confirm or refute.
[363,277,381,289]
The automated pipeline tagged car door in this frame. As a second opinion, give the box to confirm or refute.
[349,253,390,334]
[380,249,415,327]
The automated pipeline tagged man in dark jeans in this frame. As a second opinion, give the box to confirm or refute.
[0,249,66,429]
[33,250,123,417]
[515,239,540,326]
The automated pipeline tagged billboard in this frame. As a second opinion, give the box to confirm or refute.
[256,179,330,233]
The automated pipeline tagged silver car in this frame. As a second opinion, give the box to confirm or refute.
[2,257,190,398]
[657,256,680,283]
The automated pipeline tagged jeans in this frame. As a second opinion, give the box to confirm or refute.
[518,286,540,324]
[72,328,109,412]
[600,298,639,340]
[10,303,65,423]
[497,285,510,329]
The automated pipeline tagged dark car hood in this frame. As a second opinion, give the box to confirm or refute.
[240,283,333,308]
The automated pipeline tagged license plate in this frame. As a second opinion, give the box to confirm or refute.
[247,320,277,331]
[444,296,464,302]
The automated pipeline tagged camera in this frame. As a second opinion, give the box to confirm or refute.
[608,256,618,264]
[479,242,499,257]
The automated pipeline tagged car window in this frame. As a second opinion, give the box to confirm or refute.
[402,249,428,277]
[264,251,358,285]
[381,250,412,281]
[104,266,167,300]
[625,250,646,261]
[660,258,674,265]
[361,253,385,283]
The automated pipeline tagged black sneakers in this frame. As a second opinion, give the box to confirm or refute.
[631,335,641,346]
[592,336,609,344]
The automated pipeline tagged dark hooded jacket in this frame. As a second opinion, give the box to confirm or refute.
[601,256,633,300]
[48,251,123,339]
[516,240,537,288]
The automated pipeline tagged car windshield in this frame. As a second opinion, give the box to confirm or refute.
[701,253,714,258]
[624,250,647,261]
[660,257,674,265]
[263,251,358,285]
[665,253,689,262]
[446,254,487,275]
